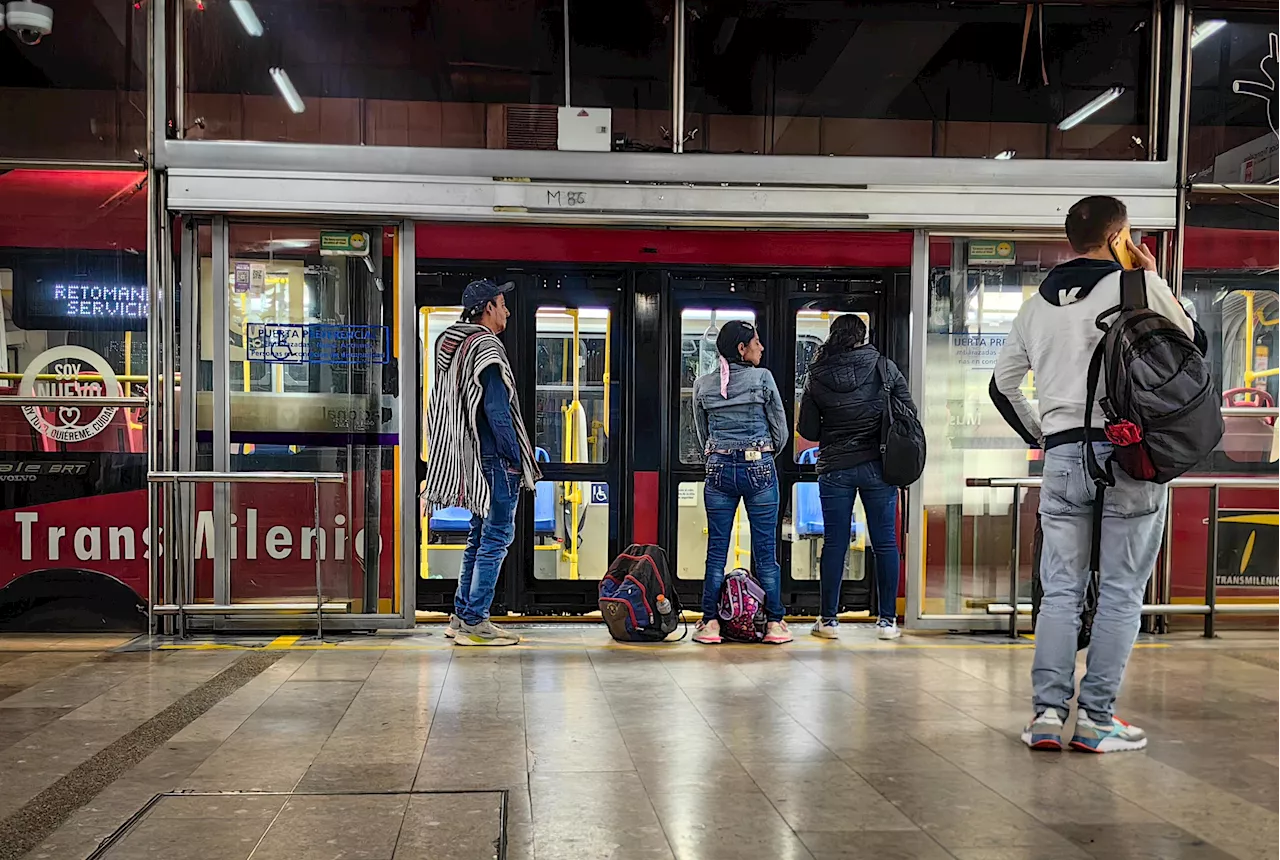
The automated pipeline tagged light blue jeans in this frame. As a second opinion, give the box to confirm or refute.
[1033,442,1166,723]
[455,457,520,626]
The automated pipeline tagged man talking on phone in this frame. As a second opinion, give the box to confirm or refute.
[989,196,1200,753]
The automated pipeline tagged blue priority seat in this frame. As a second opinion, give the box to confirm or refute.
[795,448,865,542]
[429,448,555,536]
[532,448,554,536]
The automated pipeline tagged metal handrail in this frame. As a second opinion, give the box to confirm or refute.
[1219,406,1280,417]
[0,396,147,406]
[147,470,347,639]
[966,474,1279,639]
[149,471,345,484]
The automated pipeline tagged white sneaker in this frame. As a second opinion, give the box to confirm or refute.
[1021,709,1066,751]
[810,619,839,640]
[454,619,520,646]
[1070,714,1148,753]
[876,618,901,640]
[443,614,461,639]
[693,619,722,644]
[763,621,793,644]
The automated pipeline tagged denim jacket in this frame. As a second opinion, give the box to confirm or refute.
[692,363,790,456]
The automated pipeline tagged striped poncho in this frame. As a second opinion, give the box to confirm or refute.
[423,323,541,517]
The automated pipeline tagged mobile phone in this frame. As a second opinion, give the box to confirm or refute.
[1109,227,1137,269]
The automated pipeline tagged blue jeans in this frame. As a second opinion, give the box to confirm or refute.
[1033,442,1166,723]
[817,461,900,621]
[701,452,785,623]
[455,457,520,625]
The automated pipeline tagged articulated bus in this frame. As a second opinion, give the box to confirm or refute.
[0,172,1274,631]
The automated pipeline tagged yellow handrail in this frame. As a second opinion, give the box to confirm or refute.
[602,310,611,441]
[124,331,144,431]
[561,309,584,580]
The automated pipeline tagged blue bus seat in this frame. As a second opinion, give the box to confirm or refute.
[795,448,864,542]
[429,506,473,534]
[533,448,554,536]
[430,448,555,536]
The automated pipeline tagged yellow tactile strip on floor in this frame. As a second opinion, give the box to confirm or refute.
[85,790,508,860]
[0,652,286,860]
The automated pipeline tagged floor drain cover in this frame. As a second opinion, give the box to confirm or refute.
[88,790,507,860]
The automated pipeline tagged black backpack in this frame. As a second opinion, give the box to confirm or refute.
[1083,270,1223,486]
[877,356,926,487]
[599,545,685,642]
[1069,271,1223,645]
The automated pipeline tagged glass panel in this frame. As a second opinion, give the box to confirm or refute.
[785,483,867,583]
[0,0,147,160]
[0,168,151,629]
[675,481,751,580]
[685,1,1150,159]
[794,308,871,461]
[534,306,610,463]
[223,224,397,613]
[922,236,1076,614]
[420,305,464,582]
[679,307,757,465]
[184,0,669,150]
[530,478,611,581]
[1177,198,1278,614]
[1186,15,1277,182]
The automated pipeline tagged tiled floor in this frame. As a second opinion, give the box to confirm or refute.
[0,627,1276,860]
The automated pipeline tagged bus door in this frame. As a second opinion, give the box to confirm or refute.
[414,269,538,614]
[517,273,624,610]
[779,280,887,617]
[664,275,771,613]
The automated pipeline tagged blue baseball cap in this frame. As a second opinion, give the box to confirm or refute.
[462,279,514,312]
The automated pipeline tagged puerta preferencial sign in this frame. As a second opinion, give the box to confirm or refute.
[18,346,124,443]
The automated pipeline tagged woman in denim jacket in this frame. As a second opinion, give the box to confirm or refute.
[690,320,792,644]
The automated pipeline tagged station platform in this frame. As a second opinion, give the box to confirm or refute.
[0,627,1275,860]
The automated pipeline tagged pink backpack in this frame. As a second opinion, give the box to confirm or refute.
[718,568,766,642]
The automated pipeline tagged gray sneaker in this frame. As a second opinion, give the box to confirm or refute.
[443,614,461,639]
[454,619,520,646]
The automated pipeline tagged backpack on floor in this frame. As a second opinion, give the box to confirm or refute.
[1083,269,1223,487]
[718,568,767,642]
[599,545,684,643]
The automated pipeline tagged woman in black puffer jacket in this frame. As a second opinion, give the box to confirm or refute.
[798,314,915,641]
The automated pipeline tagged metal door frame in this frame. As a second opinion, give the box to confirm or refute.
[162,215,417,631]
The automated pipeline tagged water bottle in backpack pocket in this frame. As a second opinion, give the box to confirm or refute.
[599,545,683,643]
[717,568,767,642]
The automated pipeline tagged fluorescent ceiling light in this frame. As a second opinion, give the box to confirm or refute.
[1190,20,1226,49]
[1057,87,1124,131]
[229,0,263,36]
[994,150,1016,160]
[269,67,305,114]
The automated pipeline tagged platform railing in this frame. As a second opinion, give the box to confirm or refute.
[148,470,346,639]
[966,474,1280,639]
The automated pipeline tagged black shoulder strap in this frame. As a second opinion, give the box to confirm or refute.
[1120,269,1148,311]
[1082,337,1114,488]
[877,355,892,452]
[1081,337,1113,579]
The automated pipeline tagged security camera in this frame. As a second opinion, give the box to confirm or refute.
[5,2,53,45]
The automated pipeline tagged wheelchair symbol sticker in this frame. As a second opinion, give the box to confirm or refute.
[590,483,609,505]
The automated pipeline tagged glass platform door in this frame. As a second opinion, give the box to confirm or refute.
[665,276,770,611]
[177,217,414,630]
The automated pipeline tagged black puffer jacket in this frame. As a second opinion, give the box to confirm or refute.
[798,345,913,474]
